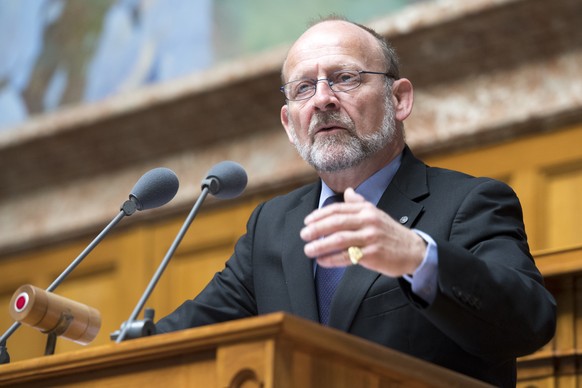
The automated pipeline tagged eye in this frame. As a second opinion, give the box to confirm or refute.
[293,80,315,96]
[333,71,359,84]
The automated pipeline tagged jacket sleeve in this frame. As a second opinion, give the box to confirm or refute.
[399,178,556,361]
[155,203,264,334]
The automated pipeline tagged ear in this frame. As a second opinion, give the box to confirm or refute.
[280,104,295,143]
[391,78,414,122]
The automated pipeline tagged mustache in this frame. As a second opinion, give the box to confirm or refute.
[308,111,355,136]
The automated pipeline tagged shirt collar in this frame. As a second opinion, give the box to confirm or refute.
[319,152,403,208]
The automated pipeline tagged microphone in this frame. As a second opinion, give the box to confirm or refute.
[9,285,101,345]
[114,161,247,343]
[0,168,179,360]
[201,160,248,199]
[122,167,180,214]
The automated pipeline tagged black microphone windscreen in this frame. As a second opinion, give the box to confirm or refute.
[203,161,247,199]
[130,168,179,210]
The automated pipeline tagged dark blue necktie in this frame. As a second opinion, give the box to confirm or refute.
[315,193,345,325]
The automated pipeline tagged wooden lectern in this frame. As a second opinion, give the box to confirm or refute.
[0,313,491,387]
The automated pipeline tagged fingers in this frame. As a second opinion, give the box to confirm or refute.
[301,188,427,276]
[316,249,354,268]
[301,210,361,242]
[302,189,371,237]
[304,188,364,224]
[303,228,361,260]
[302,188,374,262]
[344,187,365,203]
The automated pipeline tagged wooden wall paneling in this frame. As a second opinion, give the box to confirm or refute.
[423,123,582,252]
[509,169,546,252]
[517,246,582,386]
[534,245,582,278]
[550,275,579,387]
[555,355,578,387]
[148,199,258,320]
[517,364,556,388]
[574,275,582,385]
[111,225,156,334]
[549,276,575,358]
[544,165,582,249]
[422,124,582,179]
[516,284,559,387]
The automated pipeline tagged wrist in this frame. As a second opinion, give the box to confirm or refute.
[408,232,428,275]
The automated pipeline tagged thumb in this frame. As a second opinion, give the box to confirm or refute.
[344,187,366,203]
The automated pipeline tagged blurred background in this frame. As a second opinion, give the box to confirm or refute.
[1,0,581,386]
[0,0,420,130]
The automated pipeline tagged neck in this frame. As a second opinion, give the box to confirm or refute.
[319,141,404,193]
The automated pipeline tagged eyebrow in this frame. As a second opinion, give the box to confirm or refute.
[289,65,362,80]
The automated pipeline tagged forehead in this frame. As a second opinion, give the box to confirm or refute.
[283,21,383,79]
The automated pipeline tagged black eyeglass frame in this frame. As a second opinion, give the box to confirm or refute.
[280,70,398,101]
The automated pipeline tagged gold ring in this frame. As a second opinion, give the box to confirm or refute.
[348,246,364,265]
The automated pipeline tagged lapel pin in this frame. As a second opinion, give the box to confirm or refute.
[399,216,409,224]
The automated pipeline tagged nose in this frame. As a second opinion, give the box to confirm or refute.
[312,79,340,111]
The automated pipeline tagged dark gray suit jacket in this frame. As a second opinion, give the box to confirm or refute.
[156,147,556,387]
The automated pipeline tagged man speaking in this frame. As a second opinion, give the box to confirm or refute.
[156,17,556,387]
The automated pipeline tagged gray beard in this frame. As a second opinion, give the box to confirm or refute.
[289,95,397,172]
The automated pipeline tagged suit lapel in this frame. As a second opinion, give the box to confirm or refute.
[379,146,429,226]
[328,265,380,330]
[329,147,429,331]
[281,183,321,322]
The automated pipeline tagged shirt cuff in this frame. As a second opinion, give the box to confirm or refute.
[402,229,438,305]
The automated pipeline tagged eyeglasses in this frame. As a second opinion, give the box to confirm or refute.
[280,70,397,101]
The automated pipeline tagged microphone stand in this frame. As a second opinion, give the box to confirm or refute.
[44,333,57,356]
[0,202,135,363]
[0,340,8,364]
[114,186,212,343]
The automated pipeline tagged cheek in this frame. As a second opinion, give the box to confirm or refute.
[350,95,387,131]
[289,108,310,135]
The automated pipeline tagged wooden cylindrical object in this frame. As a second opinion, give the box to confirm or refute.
[9,284,101,345]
